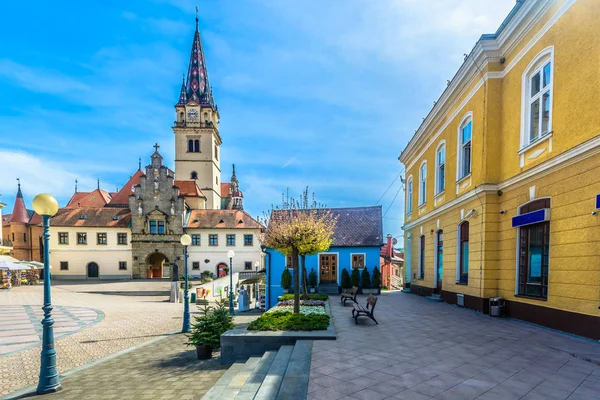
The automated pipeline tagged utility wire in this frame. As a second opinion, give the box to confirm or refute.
[383,183,403,217]
[376,168,404,205]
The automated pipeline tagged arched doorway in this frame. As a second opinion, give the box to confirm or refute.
[87,262,99,279]
[146,252,169,279]
[217,263,228,278]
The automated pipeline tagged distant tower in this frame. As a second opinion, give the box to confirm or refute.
[228,164,244,210]
[173,13,222,209]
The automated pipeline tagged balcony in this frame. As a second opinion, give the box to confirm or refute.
[173,121,216,129]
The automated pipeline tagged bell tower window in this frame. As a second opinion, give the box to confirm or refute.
[190,171,198,180]
[187,139,200,153]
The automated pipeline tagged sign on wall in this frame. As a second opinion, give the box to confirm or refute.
[512,209,550,228]
[596,194,600,210]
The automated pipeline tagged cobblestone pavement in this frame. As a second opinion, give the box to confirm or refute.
[0,281,205,397]
[3,314,258,400]
[0,305,102,356]
[309,291,600,400]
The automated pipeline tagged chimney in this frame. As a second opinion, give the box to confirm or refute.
[386,234,393,259]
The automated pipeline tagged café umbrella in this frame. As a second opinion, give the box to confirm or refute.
[0,261,31,271]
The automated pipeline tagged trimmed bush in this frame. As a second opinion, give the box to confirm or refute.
[351,268,361,287]
[281,268,291,290]
[248,311,330,331]
[308,268,318,288]
[187,308,235,349]
[278,293,328,301]
[341,268,351,289]
[361,267,371,289]
[372,267,381,288]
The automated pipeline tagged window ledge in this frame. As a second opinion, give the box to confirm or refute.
[418,202,426,208]
[455,174,471,185]
[434,191,445,199]
[514,294,547,302]
[455,281,468,285]
[518,132,553,155]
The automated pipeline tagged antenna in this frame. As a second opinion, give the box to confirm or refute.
[75,179,78,193]
[97,179,100,190]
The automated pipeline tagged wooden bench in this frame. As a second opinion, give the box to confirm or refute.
[340,286,359,305]
[352,294,378,324]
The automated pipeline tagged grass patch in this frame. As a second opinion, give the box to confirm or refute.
[247,311,330,331]
[278,294,329,301]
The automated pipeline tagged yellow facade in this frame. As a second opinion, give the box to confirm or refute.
[399,0,600,339]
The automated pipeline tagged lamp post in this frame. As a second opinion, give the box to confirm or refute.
[227,250,235,314]
[32,193,61,394]
[180,234,192,333]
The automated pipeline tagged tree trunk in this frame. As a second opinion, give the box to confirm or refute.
[301,255,308,300]
[292,247,300,314]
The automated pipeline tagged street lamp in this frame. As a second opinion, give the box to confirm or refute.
[32,193,61,394]
[227,250,235,314]
[180,234,192,333]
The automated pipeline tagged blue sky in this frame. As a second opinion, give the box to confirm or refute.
[0,0,515,239]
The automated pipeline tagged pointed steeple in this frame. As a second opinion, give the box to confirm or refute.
[184,11,216,110]
[11,179,30,223]
[176,75,187,106]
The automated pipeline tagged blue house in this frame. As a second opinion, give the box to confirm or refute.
[265,206,383,309]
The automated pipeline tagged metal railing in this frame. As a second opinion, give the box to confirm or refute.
[1,239,12,247]
[173,121,217,129]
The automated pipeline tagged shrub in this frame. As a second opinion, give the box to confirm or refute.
[278,293,328,301]
[248,311,330,331]
[351,268,361,287]
[308,268,318,288]
[341,269,351,289]
[361,267,371,289]
[187,308,235,349]
[203,270,212,277]
[372,267,381,288]
[281,269,292,290]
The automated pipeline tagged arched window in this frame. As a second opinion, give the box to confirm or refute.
[521,47,554,147]
[190,171,198,180]
[458,221,469,283]
[179,111,184,122]
[188,139,194,153]
[419,161,427,206]
[418,235,425,279]
[194,139,200,153]
[435,141,446,195]
[458,114,472,180]
[435,230,443,289]
[406,176,413,215]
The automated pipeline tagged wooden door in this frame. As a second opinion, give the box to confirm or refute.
[319,254,337,283]
[87,262,99,278]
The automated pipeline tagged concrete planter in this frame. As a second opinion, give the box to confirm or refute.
[283,289,289,294]
[195,344,212,359]
[309,288,316,293]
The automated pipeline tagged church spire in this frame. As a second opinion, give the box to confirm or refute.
[184,10,215,110]
[11,179,30,223]
[176,75,186,106]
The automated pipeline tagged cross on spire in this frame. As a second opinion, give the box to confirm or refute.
[16,177,20,188]
[153,143,160,152]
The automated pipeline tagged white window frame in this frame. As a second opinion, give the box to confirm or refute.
[456,112,473,181]
[520,47,554,150]
[406,175,413,215]
[418,161,427,206]
[435,141,446,196]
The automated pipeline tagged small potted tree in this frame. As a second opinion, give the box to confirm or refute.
[187,307,235,359]
[341,269,352,293]
[371,267,382,295]
[351,268,361,290]
[361,267,377,294]
[281,268,291,294]
[308,268,318,293]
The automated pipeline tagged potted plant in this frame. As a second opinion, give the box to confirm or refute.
[371,267,382,295]
[281,268,291,294]
[351,268,361,289]
[180,275,193,290]
[361,267,377,294]
[308,268,318,293]
[341,269,352,293]
[187,307,235,359]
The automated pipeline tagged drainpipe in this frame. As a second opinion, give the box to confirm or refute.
[261,245,271,309]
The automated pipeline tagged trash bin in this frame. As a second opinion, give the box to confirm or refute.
[489,297,504,317]
[191,292,196,303]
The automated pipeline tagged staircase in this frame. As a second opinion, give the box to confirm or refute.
[202,340,312,400]
[317,283,339,295]
[390,275,403,290]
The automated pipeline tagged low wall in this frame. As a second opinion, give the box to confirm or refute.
[220,302,336,364]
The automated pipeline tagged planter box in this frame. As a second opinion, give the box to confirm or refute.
[283,289,289,294]
[309,288,316,293]
[362,288,378,295]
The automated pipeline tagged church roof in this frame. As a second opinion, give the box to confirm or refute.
[174,180,206,198]
[186,210,263,229]
[51,207,131,228]
[65,189,112,208]
[184,16,215,109]
[108,170,145,206]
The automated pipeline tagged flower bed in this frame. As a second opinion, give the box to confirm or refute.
[247,311,330,331]
[276,299,325,307]
[267,305,327,316]
[278,294,329,301]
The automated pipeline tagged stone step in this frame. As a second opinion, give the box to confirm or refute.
[253,345,294,400]
[201,356,261,400]
[234,350,278,399]
[277,340,312,400]
[425,294,443,302]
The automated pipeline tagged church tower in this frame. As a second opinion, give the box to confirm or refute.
[174,14,222,209]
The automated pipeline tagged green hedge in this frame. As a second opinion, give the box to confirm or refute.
[247,311,330,331]
[278,294,329,301]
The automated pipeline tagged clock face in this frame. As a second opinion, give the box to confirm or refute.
[187,109,199,121]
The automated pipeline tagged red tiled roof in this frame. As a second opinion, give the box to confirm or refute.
[66,189,112,208]
[51,207,131,227]
[174,180,206,198]
[11,186,30,223]
[221,183,231,198]
[186,210,263,229]
[109,170,145,206]
[2,213,12,227]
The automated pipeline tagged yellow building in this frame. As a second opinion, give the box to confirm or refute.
[399,0,600,340]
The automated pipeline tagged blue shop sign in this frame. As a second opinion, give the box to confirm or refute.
[596,194,600,210]
[512,209,550,228]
